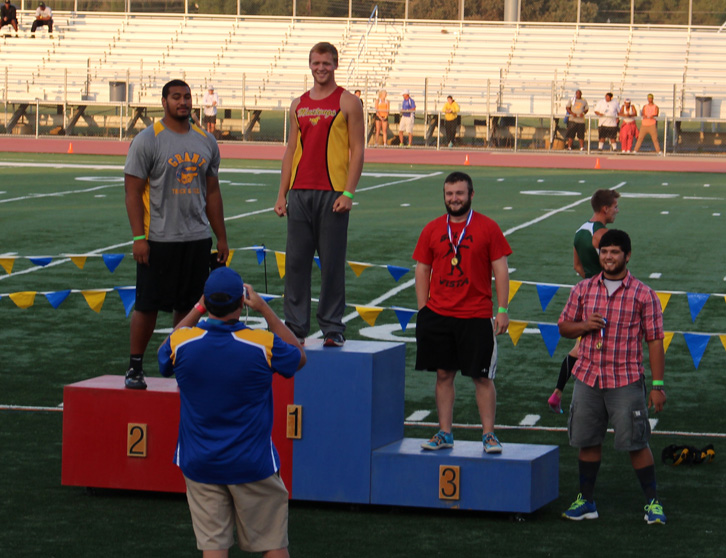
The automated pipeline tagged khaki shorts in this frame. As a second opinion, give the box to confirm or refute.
[398,115,414,134]
[184,472,289,553]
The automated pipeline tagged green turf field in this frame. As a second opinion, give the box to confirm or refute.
[1,153,724,556]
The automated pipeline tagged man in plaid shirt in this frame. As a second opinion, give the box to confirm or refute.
[558,229,667,525]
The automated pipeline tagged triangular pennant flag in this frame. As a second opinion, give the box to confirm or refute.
[254,246,266,265]
[535,284,560,312]
[28,257,52,267]
[683,332,710,369]
[508,280,522,304]
[662,331,675,353]
[538,323,561,357]
[313,256,321,270]
[81,290,107,313]
[348,261,372,278]
[9,291,37,309]
[392,306,416,332]
[115,287,136,317]
[45,290,71,309]
[508,320,527,346]
[70,256,88,270]
[720,334,726,353]
[355,306,383,327]
[102,254,125,273]
[386,265,410,282]
[260,294,276,303]
[226,250,235,266]
[686,293,709,323]
[0,257,16,274]
[656,292,671,312]
[275,252,286,279]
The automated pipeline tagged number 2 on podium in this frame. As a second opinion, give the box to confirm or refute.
[286,405,302,439]
[439,465,460,500]
[127,423,147,457]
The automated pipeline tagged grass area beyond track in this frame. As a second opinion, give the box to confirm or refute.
[1,154,724,557]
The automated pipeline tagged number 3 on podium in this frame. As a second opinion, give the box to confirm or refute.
[439,465,460,500]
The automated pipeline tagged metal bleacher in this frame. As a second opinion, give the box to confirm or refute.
[2,12,725,120]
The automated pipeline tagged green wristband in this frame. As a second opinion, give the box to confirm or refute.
[652,380,664,386]
[498,307,508,314]
[342,191,354,200]
[133,235,146,241]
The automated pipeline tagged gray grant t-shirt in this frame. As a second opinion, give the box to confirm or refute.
[124,121,221,242]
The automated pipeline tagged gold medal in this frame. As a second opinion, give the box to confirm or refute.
[451,257,459,266]
[596,341,602,350]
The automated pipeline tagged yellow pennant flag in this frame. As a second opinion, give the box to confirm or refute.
[348,261,372,278]
[9,291,37,309]
[719,334,726,353]
[226,250,235,266]
[355,306,383,327]
[0,257,16,274]
[663,331,675,353]
[656,292,672,312]
[81,290,107,313]
[508,320,527,346]
[70,256,88,270]
[275,252,286,279]
[508,280,522,304]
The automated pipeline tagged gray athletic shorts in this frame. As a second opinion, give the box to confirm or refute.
[568,377,651,451]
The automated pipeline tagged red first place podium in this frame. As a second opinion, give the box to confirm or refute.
[61,375,186,493]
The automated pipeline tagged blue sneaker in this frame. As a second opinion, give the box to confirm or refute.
[562,494,599,520]
[421,430,453,450]
[483,431,502,454]
[644,499,666,525]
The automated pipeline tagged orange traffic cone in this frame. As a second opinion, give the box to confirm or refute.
[67,143,74,154]
[594,158,601,170]
[464,154,470,166]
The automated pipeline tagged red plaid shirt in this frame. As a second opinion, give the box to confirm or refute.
[559,270,664,388]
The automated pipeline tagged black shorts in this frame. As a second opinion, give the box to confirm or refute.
[566,122,585,140]
[598,125,618,140]
[415,306,497,379]
[135,238,212,313]
[203,114,216,125]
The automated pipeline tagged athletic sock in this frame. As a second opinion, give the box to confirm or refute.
[556,354,577,391]
[579,459,601,502]
[635,464,658,501]
[129,354,144,372]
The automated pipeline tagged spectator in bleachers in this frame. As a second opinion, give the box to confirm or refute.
[443,95,460,148]
[618,99,639,153]
[594,92,620,151]
[1,0,18,36]
[634,94,661,154]
[565,90,589,151]
[374,89,389,146]
[30,1,52,37]
[398,89,416,147]
[202,84,219,135]
[274,42,364,348]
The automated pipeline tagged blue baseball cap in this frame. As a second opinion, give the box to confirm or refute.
[204,267,244,301]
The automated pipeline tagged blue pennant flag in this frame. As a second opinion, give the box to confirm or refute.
[115,287,136,317]
[45,290,71,309]
[102,254,125,273]
[391,306,417,332]
[683,333,710,369]
[29,257,52,267]
[260,294,275,303]
[386,265,410,282]
[538,323,561,357]
[254,246,266,265]
[536,284,560,311]
[314,256,321,270]
[686,292,709,323]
